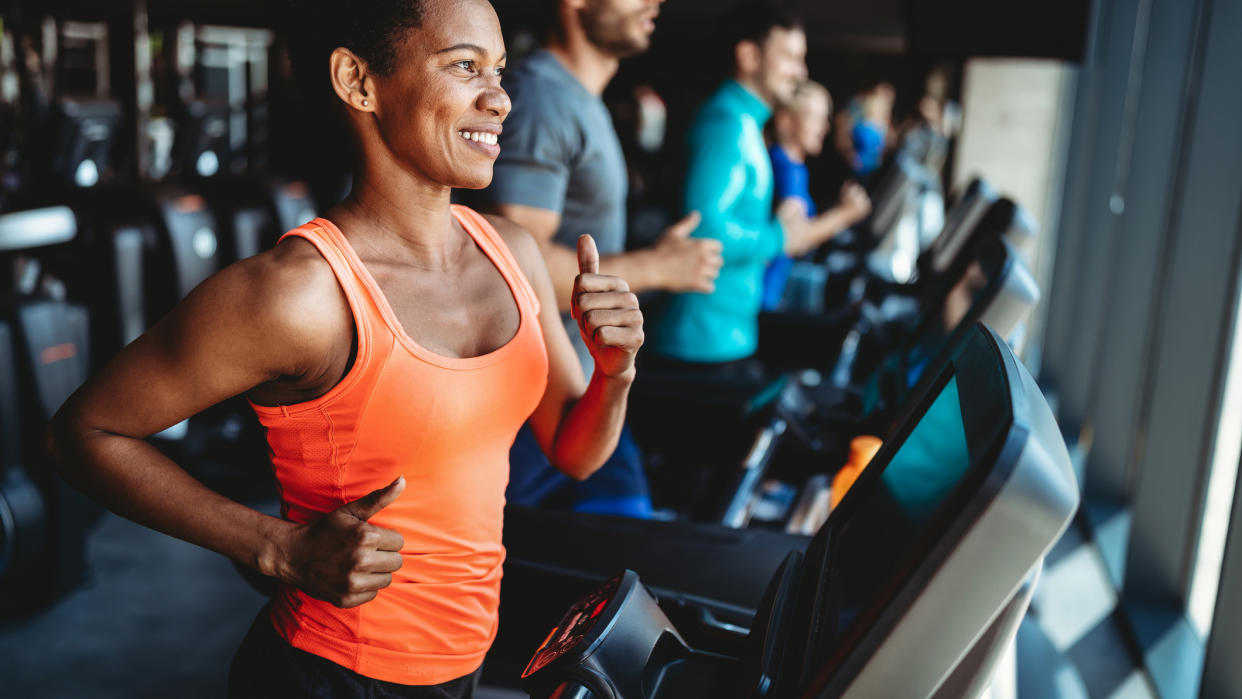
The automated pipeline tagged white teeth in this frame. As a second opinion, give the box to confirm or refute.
[458,131,498,145]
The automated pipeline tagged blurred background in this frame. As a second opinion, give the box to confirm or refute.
[0,0,1239,697]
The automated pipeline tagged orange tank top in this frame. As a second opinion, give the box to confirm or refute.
[250,205,548,685]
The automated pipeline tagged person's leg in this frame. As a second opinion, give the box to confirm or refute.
[229,604,356,699]
[569,425,653,519]
[228,604,482,698]
[505,423,573,506]
[508,421,653,518]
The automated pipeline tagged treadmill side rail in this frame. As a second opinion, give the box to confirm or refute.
[720,418,787,528]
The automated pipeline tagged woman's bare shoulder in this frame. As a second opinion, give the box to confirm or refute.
[191,237,353,358]
[481,212,544,280]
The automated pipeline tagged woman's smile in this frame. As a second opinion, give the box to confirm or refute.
[456,125,502,158]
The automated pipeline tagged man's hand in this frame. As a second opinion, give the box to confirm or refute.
[572,234,644,381]
[838,181,872,224]
[650,211,722,294]
[278,476,406,608]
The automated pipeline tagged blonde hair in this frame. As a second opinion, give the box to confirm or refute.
[776,80,832,116]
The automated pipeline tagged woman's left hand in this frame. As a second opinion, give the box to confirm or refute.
[571,234,644,381]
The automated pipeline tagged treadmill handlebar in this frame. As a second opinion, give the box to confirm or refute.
[721,417,787,528]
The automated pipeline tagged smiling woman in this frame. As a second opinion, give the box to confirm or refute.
[47,0,646,697]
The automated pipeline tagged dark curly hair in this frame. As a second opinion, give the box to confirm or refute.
[283,0,429,109]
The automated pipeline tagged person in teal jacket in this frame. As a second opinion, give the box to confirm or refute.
[651,1,863,366]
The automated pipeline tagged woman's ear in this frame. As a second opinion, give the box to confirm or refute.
[329,47,375,112]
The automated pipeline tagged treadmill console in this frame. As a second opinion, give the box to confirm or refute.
[522,570,730,699]
[522,571,626,677]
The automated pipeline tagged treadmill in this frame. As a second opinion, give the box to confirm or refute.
[863,152,941,285]
[0,206,99,614]
[636,231,1040,527]
[628,194,1030,513]
[860,235,1041,420]
[730,236,1042,533]
[758,178,1000,373]
[831,197,1033,389]
[513,324,1078,697]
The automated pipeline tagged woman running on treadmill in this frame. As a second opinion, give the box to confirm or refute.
[48,1,643,696]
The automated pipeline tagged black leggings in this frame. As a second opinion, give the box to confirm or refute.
[228,605,481,699]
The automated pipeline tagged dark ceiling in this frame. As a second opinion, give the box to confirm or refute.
[9,0,1092,60]
[490,0,1091,60]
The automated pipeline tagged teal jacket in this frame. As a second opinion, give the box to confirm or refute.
[651,80,786,363]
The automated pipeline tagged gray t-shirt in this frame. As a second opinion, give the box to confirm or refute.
[484,49,628,374]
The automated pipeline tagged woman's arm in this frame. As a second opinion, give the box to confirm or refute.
[489,218,641,480]
[48,243,405,608]
[781,181,873,256]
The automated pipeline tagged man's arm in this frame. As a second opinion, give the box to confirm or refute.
[494,203,720,312]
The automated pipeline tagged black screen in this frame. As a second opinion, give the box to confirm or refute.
[813,374,972,666]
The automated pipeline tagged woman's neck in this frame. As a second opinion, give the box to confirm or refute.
[777,138,806,164]
[330,161,467,271]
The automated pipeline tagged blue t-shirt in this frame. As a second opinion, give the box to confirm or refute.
[769,144,815,216]
[651,81,785,363]
[763,145,816,310]
[852,120,886,175]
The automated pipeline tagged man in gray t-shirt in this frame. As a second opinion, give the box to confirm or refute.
[485,47,631,371]
[484,2,722,374]
[482,0,722,518]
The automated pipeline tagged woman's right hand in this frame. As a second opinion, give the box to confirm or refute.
[275,476,407,608]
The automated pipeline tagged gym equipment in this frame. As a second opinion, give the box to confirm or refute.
[162,22,317,260]
[0,205,99,615]
[16,19,125,195]
[517,324,1077,698]
[502,268,1045,659]
[630,198,1040,521]
[737,236,1042,532]
[757,180,1008,374]
[0,320,46,589]
[826,197,1036,388]
[0,24,23,210]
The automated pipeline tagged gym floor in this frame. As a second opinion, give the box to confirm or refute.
[0,500,522,698]
[0,507,268,698]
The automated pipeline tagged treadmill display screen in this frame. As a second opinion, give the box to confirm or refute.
[815,375,971,664]
[522,573,622,678]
